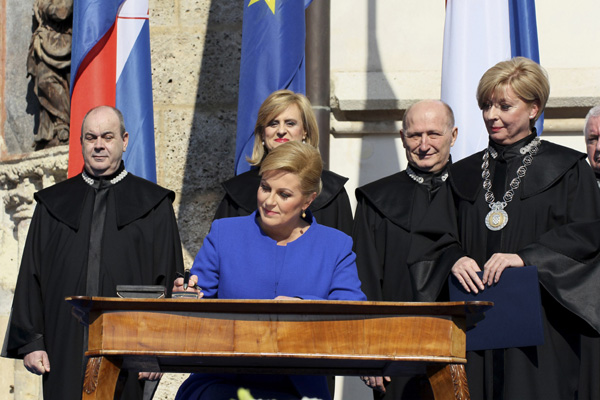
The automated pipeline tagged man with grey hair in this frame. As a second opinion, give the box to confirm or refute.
[584,105,600,187]
[352,100,457,399]
[2,105,184,400]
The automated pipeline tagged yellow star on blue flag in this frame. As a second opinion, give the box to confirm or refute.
[248,0,276,14]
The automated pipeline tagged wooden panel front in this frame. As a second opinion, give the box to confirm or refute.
[88,311,465,361]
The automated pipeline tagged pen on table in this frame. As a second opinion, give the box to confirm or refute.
[183,269,190,291]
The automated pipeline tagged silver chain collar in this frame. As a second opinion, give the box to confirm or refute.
[406,165,448,185]
[481,136,541,231]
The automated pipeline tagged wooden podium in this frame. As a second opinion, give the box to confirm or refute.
[67,297,490,400]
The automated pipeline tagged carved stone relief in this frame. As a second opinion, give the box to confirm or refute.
[27,0,73,149]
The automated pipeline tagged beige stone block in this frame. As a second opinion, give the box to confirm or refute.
[151,26,241,108]
[151,32,205,106]
[178,0,210,27]
[153,373,190,400]
[149,0,179,27]
[179,0,242,28]
[176,189,223,268]
[191,26,241,106]
[0,315,43,400]
[159,108,236,192]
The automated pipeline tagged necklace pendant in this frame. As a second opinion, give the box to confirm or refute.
[485,203,508,231]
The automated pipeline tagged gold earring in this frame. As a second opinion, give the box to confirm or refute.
[301,210,306,218]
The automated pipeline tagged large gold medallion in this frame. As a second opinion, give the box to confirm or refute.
[485,207,508,231]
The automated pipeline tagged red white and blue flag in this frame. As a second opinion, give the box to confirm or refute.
[69,0,156,182]
[441,0,541,161]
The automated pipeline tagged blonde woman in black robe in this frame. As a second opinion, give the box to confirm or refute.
[410,57,600,400]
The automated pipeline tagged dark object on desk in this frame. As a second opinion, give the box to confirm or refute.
[449,265,544,351]
[172,291,200,299]
[116,285,166,299]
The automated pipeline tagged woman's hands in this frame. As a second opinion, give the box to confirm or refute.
[452,253,524,293]
[482,253,524,284]
[172,274,204,298]
[452,256,484,293]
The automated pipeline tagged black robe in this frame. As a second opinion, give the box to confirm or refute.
[2,171,184,400]
[352,168,447,399]
[409,135,600,399]
[213,168,353,235]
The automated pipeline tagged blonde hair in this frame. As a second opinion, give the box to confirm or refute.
[259,141,322,196]
[476,57,550,128]
[248,90,319,166]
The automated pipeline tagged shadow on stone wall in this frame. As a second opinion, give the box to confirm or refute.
[357,0,401,188]
[176,0,243,261]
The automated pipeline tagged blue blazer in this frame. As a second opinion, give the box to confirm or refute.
[191,211,366,301]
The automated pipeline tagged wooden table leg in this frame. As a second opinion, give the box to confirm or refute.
[82,356,122,400]
[427,364,470,400]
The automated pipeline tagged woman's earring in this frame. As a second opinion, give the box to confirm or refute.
[302,137,306,144]
[301,209,306,218]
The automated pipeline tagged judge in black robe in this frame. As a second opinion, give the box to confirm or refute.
[353,169,449,303]
[353,100,457,399]
[409,58,600,400]
[2,106,184,400]
[214,90,353,235]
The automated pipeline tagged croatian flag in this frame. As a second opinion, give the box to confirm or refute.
[441,0,541,161]
[234,0,313,175]
[69,0,156,182]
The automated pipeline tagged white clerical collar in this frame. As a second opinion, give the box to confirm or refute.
[81,169,128,186]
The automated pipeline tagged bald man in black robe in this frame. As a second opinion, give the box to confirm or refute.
[2,106,183,400]
[352,100,457,399]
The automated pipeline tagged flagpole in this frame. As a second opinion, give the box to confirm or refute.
[305,0,331,170]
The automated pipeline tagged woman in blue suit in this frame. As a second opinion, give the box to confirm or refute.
[174,141,366,400]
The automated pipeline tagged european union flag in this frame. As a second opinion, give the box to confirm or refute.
[234,0,313,175]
